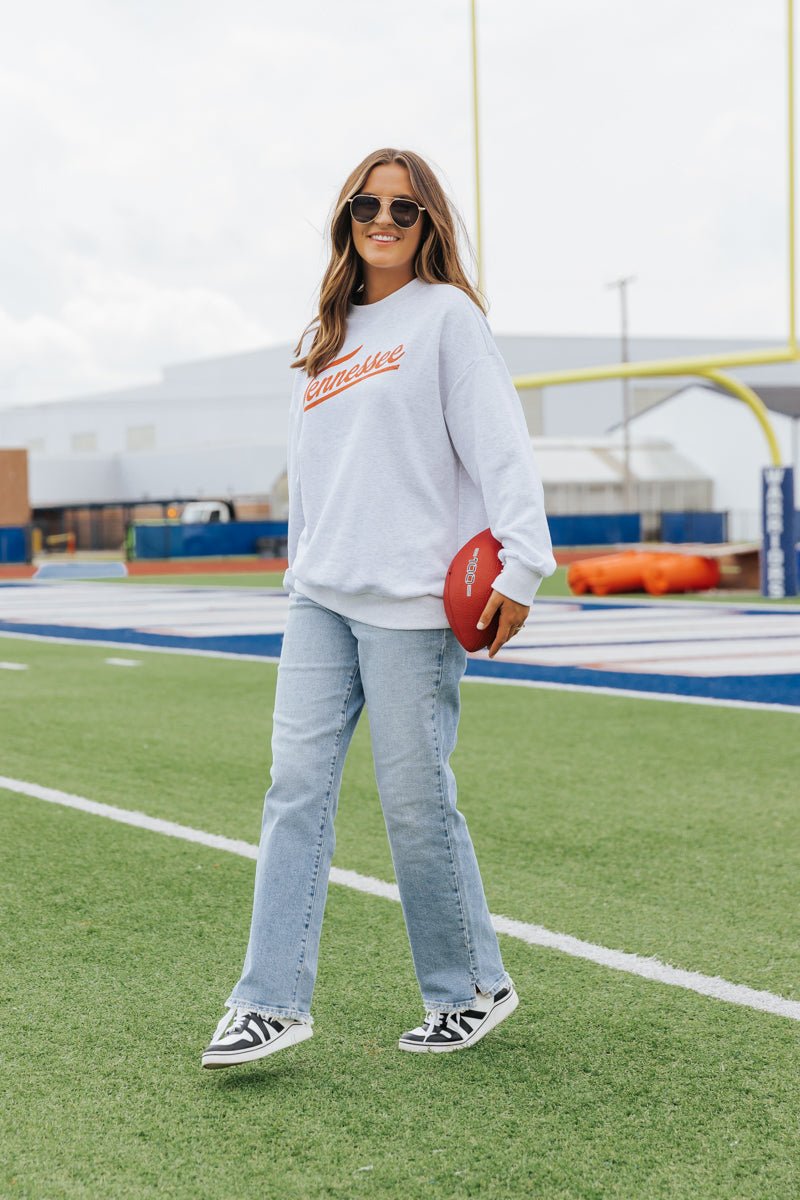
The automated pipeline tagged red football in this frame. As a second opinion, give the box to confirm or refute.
[443,527,504,652]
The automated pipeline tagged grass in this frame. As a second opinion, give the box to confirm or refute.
[1,630,799,1197]
[3,793,800,1200]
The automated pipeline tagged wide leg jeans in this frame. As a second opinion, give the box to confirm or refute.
[225,591,511,1025]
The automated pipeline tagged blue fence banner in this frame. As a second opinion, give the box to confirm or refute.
[0,525,29,564]
[130,520,289,560]
[760,466,798,597]
[660,511,728,544]
[546,513,641,546]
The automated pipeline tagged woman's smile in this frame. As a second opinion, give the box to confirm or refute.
[350,161,424,301]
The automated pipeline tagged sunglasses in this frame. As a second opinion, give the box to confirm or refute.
[347,193,426,229]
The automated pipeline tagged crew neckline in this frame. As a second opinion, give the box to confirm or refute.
[348,276,425,317]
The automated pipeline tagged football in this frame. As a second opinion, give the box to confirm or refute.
[443,527,504,652]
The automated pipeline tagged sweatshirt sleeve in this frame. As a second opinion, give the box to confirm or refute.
[282,376,305,594]
[442,351,556,606]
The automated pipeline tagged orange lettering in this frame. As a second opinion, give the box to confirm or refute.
[303,341,406,410]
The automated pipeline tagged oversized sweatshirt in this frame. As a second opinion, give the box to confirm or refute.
[283,276,556,629]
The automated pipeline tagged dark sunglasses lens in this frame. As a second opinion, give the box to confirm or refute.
[389,200,420,228]
[351,195,380,222]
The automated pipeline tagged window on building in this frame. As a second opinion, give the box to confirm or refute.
[126,424,156,452]
[71,432,97,452]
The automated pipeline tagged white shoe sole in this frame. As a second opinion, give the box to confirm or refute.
[397,985,520,1053]
[201,1021,313,1069]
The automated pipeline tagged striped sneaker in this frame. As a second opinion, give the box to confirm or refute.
[398,982,519,1053]
[201,1006,313,1069]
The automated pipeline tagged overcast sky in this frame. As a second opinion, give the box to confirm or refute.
[0,0,791,408]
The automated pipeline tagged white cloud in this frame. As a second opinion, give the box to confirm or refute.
[0,266,266,406]
[0,0,794,406]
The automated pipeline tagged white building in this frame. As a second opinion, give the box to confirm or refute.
[0,345,294,511]
[616,384,799,539]
[531,436,710,522]
[0,331,795,531]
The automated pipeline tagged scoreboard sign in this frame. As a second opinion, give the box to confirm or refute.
[761,466,798,597]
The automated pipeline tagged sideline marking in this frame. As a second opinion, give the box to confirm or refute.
[0,661,27,670]
[0,629,797,714]
[2,774,798,1024]
[462,675,800,714]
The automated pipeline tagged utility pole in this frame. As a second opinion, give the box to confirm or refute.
[606,275,636,510]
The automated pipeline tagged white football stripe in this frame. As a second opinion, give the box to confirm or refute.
[1,773,798,1024]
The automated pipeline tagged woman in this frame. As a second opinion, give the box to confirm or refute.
[202,148,555,1068]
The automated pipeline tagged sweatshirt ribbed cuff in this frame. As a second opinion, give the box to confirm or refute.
[491,557,545,607]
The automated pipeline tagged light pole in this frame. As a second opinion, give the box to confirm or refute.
[606,275,636,510]
[470,0,484,295]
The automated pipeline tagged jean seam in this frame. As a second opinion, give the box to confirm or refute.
[431,627,479,987]
[290,655,360,1007]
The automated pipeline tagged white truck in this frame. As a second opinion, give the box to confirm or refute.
[180,500,236,524]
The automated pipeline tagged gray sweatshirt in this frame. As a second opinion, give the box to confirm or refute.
[283,276,556,629]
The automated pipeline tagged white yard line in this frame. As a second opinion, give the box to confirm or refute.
[0,629,278,662]
[2,774,798,1024]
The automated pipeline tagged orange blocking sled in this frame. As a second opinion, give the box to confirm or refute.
[567,550,721,597]
[641,554,721,595]
[567,551,657,597]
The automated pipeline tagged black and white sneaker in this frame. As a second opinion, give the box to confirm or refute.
[398,982,519,1053]
[201,1006,313,1069]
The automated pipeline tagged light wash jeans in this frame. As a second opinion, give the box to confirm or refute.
[225,591,512,1026]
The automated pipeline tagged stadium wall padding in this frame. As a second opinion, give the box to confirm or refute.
[0,525,30,563]
[546,514,642,545]
[130,521,289,559]
[659,512,728,543]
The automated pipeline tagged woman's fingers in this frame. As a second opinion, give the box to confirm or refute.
[477,590,530,659]
[476,590,503,632]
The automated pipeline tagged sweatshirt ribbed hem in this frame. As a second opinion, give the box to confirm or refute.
[292,579,450,630]
[491,558,546,607]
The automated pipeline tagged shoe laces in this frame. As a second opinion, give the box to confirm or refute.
[214,1005,290,1043]
[422,1009,457,1040]
[229,1008,252,1035]
[212,1005,250,1043]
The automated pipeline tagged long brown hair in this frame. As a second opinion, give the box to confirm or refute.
[291,148,487,379]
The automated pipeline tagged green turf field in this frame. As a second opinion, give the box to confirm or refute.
[2,634,799,1198]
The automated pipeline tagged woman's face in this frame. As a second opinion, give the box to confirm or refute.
[349,162,425,277]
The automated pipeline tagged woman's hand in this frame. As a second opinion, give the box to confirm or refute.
[476,589,530,659]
